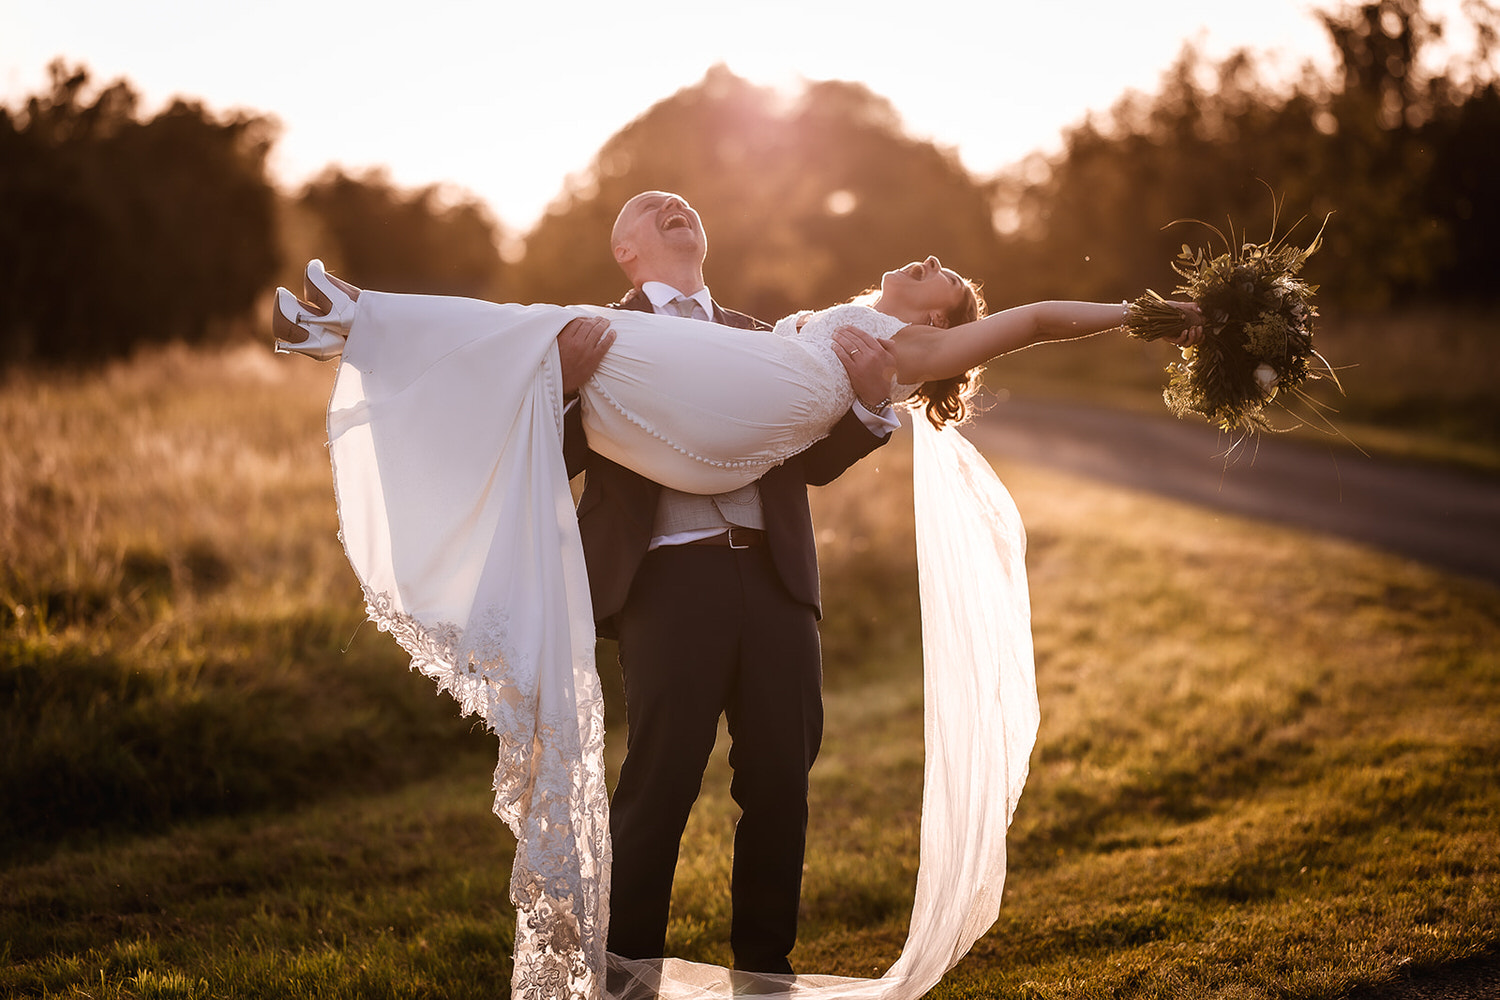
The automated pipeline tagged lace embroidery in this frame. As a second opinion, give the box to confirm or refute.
[361,586,610,1000]
[773,304,922,403]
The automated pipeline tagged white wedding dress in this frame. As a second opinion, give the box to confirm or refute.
[325,294,1039,1000]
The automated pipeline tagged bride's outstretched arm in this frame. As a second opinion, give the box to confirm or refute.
[890,300,1202,384]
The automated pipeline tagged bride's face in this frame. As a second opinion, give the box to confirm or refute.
[879,256,967,326]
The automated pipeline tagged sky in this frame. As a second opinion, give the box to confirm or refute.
[0,0,1482,234]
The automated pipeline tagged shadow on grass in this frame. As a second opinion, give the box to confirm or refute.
[1,608,494,863]
[1019,720,1319,862]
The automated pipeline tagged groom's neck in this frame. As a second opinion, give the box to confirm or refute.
[635,264,707,299]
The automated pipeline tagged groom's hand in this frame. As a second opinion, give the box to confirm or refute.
[558,317,616,399]
[832,326,897,412]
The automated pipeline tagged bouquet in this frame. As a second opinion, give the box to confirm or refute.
[1124,214,1338,434]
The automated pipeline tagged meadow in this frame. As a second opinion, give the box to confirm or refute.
[1,315,1496,999]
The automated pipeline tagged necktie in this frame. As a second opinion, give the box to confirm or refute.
[668,296,703,320]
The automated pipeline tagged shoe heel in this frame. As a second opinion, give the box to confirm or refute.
[272,288,310,348]
[272,288,345,361]
[304,259,360,323]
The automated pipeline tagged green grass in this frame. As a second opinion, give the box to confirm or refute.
[2,337,1497,998]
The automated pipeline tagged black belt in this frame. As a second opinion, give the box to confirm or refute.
[685,527,766,549]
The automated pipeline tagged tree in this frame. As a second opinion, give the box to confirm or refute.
[990,44,1326,304]
[297,169,508,300]
[0,62,279,365]
[508,66,1005,317]
[986,0,1500,309]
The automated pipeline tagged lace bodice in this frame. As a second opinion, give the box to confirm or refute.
[771,303,923,405]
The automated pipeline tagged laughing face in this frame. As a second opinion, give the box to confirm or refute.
[611,191,708,286]
[878,255,968,326]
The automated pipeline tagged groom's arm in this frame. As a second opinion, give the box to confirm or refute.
[558,317,615,477]
[799,409,892,486]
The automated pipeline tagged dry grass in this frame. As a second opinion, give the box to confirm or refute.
[0,345,491,848]
[2,342,1497,999]
[0,342,347,632]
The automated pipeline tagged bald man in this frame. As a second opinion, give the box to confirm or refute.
[558,191,897,973]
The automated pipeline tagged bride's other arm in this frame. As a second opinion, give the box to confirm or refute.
[889,300,1203,384]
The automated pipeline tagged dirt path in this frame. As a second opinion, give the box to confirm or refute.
[965,397,1500,587]
[967,398,1500,997]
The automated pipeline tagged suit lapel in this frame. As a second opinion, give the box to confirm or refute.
[614,288,653,313]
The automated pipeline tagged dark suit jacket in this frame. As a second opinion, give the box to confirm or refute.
[562,289,891,637]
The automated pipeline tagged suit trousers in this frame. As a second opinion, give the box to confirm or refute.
[605,543,824,973]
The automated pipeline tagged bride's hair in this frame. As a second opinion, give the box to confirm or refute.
[911,278,985,428]
[849,275,986,428]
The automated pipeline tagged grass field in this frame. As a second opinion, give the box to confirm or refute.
[1,329,1496,999]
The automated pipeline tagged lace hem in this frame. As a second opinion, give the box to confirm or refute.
[361,587,610,1000]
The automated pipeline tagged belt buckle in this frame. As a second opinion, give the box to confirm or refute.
[728,527,753,550]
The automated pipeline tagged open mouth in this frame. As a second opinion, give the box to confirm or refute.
[661,212,693,232]
[904,262,926,278]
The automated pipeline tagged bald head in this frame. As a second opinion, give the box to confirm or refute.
[611,191,708,293]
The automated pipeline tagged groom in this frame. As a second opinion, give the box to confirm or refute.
[557,191,898,973]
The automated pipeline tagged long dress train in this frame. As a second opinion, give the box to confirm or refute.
[325,292,1038,1000]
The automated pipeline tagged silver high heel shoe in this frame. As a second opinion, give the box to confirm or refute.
[272,288,346,361]
[303,259,360,330]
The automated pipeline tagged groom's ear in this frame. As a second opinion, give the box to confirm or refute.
[613,243,633,265]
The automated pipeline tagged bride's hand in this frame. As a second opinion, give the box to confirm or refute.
[557,317,616,398]
[1164,301,1206,347]
[832,326,897,411]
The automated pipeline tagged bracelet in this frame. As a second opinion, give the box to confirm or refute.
[1120,300,1130,327]
[861,396,892,412]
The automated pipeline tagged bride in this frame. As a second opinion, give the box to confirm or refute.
[274,255,1201,1000]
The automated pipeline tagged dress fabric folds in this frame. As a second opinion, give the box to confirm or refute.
[325,292,1038,1000]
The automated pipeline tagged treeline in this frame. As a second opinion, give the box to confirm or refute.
[514,0,1498,314]
[1,0,1494,367]
[285,167,509,302]
[989,0,1500,308]
[508,66,1006,320]
[0,64,510,366]
[0,64,278,365]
